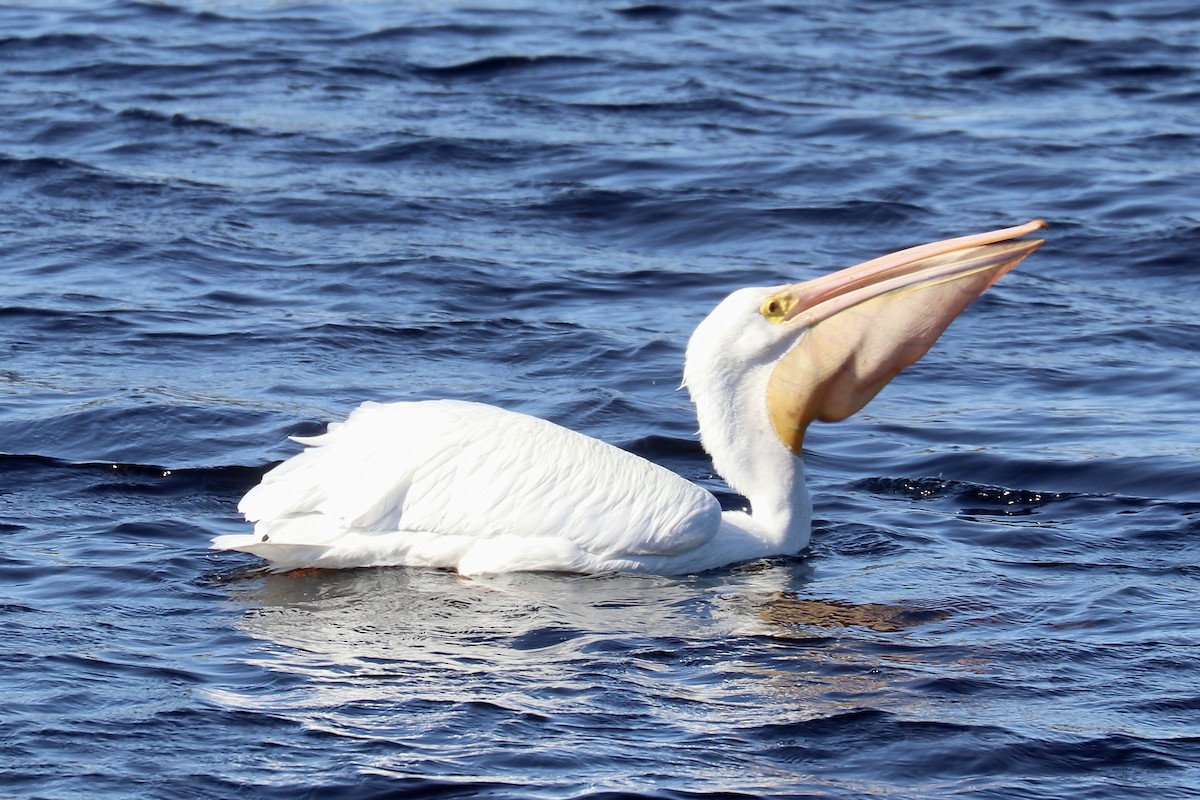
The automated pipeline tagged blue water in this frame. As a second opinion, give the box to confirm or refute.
[2,1,1198,797]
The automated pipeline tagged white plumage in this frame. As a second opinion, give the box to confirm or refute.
[213,221,1046,576]
[220,400,722,574]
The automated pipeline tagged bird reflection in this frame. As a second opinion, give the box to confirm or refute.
[757,593,950,633]
[203,557,1004,767]
[215,560,958,672]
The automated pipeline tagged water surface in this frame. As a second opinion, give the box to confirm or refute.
[2,2,1198,798]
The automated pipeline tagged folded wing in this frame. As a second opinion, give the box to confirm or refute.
[214,399,720,573]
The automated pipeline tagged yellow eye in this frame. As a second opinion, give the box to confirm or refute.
[760,295,789,323]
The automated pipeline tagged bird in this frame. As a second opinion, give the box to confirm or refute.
[212,220,1046,576]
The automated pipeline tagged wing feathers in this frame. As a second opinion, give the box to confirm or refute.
[223,400,721,572]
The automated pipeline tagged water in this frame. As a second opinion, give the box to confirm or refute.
[2,1,1198,797]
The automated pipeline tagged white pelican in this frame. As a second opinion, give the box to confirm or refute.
[213,221,1046,576]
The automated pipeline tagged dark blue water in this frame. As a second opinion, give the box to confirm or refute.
[2,1,1198,797]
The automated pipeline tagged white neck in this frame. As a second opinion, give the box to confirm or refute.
[684,339,813,555]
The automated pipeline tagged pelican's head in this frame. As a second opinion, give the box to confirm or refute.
[684,220,1047,465]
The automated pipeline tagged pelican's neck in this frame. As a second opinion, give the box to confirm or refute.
[685,349,813,554]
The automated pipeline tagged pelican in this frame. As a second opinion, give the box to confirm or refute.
[213,221,1046,576]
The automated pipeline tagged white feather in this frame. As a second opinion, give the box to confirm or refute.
[214,400,721,574]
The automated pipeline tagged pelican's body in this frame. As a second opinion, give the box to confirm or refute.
[213,222,1046,575]
[224,400,797,575]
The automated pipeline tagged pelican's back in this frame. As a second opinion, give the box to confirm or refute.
[213,400,720,574]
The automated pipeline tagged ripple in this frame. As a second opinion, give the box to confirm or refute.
[414,54,601,81]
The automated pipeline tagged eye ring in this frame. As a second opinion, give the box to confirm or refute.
[761,296,788,321]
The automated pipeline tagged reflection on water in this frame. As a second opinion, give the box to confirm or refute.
[759,594,951,633]
[212,561,977,732]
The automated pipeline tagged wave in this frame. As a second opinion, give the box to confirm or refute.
[0,452,265,496]
[0,32,111,52]
[413,54,600,81]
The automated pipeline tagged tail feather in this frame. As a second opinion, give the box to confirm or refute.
[210,530,341,573]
